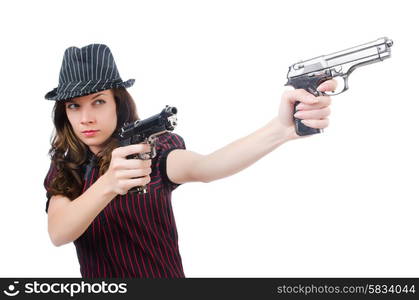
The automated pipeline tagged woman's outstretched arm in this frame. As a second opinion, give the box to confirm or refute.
[166,80,337,184]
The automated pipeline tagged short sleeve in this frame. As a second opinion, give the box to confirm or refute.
[154,132,186,191]
[43,162,58,214]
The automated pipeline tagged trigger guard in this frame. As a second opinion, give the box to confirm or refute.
[138,152,153,160]
[323,75,349,96]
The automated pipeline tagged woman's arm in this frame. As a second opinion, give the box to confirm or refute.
[47,143,152,247]
[166,80,337,184]
[47,175,117,247]
[167,117,289,184]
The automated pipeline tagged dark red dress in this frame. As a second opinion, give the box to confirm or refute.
[44,132,186,278]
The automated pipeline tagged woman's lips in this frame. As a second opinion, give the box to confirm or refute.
[82,130,99,137]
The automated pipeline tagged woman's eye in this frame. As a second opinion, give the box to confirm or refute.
[66,100,105,109]
[67,103,77,109]
[94,99,106,105]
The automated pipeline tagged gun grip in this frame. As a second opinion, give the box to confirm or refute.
[126,152,149,194]
[294,101,321,136]
[286,72,332,136]
[125,142,157,194]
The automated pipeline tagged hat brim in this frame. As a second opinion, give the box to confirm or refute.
[45,79,135,101]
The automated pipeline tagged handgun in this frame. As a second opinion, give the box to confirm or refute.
[118,105,178,194]
[286,37,393,136]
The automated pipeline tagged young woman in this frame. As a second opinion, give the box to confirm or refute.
[44,43,336,278]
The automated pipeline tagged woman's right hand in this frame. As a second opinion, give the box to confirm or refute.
[103,143,153,195]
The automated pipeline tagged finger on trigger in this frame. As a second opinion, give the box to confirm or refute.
[137,143,151,153]
[317,79,338,92]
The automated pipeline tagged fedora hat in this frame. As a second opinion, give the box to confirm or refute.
[45,44,135,101]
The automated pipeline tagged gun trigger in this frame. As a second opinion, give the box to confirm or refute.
[324,75,349,96]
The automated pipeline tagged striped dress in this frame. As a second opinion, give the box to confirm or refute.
[44,132,186,278]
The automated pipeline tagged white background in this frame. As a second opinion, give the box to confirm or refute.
[1,0,417,277]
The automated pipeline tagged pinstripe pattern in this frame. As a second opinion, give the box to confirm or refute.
[44,132,186,278]
[45,44,135,101]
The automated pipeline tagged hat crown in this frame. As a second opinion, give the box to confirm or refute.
[45,43,135,101]
[59,44,121,85]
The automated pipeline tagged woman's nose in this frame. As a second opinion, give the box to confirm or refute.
[80,108,96,124]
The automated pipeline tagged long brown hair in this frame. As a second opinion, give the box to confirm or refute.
[47,87,139,200]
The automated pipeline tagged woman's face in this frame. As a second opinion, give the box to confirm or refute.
[65,89,117,155]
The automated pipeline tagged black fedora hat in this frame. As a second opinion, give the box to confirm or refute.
[45,44,135,101]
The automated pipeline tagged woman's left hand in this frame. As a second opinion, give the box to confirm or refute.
[276,79,338,140]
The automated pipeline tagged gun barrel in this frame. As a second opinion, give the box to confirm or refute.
[288,37,393,77]
[118,106,178,140]
[324,37,392,68]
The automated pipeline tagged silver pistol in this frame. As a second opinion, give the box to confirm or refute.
[286,37,393,136]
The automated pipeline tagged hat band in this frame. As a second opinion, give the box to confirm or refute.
[58,78,123,94]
